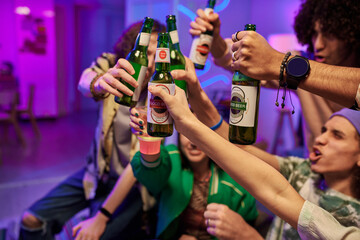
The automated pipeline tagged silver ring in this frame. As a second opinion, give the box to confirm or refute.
[232,51,237,61]
[206,218,210,227]
[233,31,240,41]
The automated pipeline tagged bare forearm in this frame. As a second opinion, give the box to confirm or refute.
[299,61,359,107]
[188,86,279,169]
[188,86,221,128]
[182,119,304,228]
[211,35,228,58]
[101,165,137,214]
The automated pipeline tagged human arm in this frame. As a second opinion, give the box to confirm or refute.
[171,57,280,171]
[231,31,359,107]
[78,55,139,100]
[147,85,304,228]
[72,165,137,240]
[204,203,263,240]
[189,9,233,72]
[130,146,171,196]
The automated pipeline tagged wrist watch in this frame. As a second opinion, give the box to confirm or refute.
[285,55,310,90]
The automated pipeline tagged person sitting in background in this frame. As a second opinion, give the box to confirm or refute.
[72,59,261,239]
[147,82,360,240]
[129,111,260,240]
[19,20,165,240]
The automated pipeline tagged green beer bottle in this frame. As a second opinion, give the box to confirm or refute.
[229,24,260,145]
[147,33,174,137]
[189,0,216,69]
[166,15,187,96]
[114,17,154,107]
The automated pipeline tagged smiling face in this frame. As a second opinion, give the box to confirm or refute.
[312,21,356,67]
[309,116,360,177]
[179,134,209,164]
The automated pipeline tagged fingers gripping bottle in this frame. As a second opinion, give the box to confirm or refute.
[166,15,187,97]
[229,24,260,145]
[189,0,216,69]
[114,17,154,107]
[147,33,174,137]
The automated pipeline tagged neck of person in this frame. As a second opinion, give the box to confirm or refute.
[191,159,211,181]
[323,173,356,198]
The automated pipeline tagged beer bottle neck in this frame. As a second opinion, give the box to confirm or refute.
[155,47,170,71]
[155,62,170,71]
[133,31,151,51]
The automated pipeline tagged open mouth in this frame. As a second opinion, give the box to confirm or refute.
[309,148,321,162]
[315,55,325,63]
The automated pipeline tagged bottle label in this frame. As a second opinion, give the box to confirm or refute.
[130,61,148,101]
[147,82,175,124]
[139,32,151,46]
[169,30,179,44]
[229,85,258,127]
[189,34,213,66]
[155,48,170,63]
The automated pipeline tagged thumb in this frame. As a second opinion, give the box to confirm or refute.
[170,69,186,80]
[148,85,172,103]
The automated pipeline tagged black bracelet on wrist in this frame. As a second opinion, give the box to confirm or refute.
[275,52,295,114]
[99,207,112,219]
[279,52,291,87]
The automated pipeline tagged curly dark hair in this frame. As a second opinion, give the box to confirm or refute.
[113,19,166,61]
[294,0,360,64]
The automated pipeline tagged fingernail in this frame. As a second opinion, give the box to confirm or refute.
[139,121,143,125]
[140,126,144,130]
[135,113,139,117]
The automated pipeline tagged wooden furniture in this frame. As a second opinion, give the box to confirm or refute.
[17,84,41,137]
[0,79,26,147]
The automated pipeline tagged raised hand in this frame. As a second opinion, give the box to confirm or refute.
[92,58,138,98]
[231,31,283,81]
[189,9,221,38]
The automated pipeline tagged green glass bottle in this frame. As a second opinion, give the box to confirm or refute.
[166,15,187,97]
[189,0,216,69]
[114,17,154,107]
[229,24,260,145]
[147,33,174,137]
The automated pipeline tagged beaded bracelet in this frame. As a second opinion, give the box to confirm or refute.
[275,52,295,114]
[279,52,291,87]
[210,115,223,130]
[90,73,108,101]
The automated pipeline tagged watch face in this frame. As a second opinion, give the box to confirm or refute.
[287,57,310,78]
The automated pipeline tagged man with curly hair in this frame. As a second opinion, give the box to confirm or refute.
[293,0,360,153]
[191,0,360,152]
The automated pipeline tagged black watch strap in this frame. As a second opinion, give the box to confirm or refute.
[286,76,301,90]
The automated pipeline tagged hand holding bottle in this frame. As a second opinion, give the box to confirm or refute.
[170,57,202,96]
[130,106,162,156]
[189,8,220,39]
[93,58,138,98]
[130,106,148,136]
[231,31,283,81]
